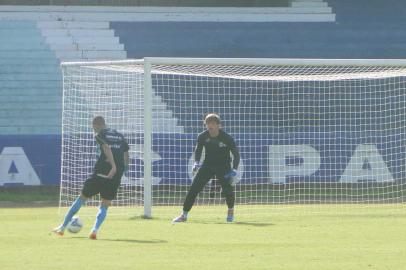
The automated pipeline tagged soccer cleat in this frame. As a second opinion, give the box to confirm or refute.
[172,214,187,223]
[226,209,234,223]
[52,227,65,236]
[89,231,97,240]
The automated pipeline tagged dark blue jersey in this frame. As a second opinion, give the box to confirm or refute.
[195,129,240,169]
[94,128,129,174]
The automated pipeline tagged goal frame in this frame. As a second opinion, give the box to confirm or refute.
[61,58,406,218]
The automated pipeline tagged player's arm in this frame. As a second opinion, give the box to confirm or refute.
[192,135,204,174]
[225,137,240,185]
[194,140,204,163]
[124,151,129,168]
[231,146,240,170]
[123,150,129,174]
[102,143,117,179]
[123,139,130,172]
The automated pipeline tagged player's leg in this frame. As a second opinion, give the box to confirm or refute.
[52,177,99,235]
[218,170,235,222]
[89,198,111,240]
[89,174,121,239]
[173,166,214,222]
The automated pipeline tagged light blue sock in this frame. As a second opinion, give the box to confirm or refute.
[91,205,108,233]
[61,197,84,228]
[182,211,188,218]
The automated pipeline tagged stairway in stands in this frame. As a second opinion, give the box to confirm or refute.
[37,21,126,61]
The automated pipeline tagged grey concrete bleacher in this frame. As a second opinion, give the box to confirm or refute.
[0,3,335,22]
[0,21,61,134]
[1,3,334,135]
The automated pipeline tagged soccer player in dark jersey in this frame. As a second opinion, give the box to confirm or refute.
[53,116,129,239]
[173,113,240,223]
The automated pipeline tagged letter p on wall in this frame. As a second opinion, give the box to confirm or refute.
[268,145,321,184]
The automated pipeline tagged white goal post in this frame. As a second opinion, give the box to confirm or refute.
[61,58,406,218]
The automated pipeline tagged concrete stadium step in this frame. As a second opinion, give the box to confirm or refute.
[37,21,110,29]
[0,35,44,44]
[0,109,59,118]
[44,36,120,44]
[0,11,335,22]
[131,110,174,118]
[0,50,56,58]
[0,117,60,126]
[291,1,328,8]
[0,125,61,135]
[1,102,61,110]
[41,29,116,37]
[0,42,50,50]
[0,29,42,36]
[56,50,127,60]
[0,20,37,29]
[0,89,60,96]
[1,80,61,88]
[0,95,61,102]
[0,65,60,74]
[49,43,124,51]
[0,58,58,66]
[0,6,333,15]
[0,74,61,81]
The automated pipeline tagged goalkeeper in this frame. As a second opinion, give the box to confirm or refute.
[173,113,240,223]
[53,116,129,239]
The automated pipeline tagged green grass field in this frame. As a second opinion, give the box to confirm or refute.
[1,205,405,270]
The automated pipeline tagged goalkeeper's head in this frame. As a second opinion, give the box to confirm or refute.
[204,113,221,135]
[204,113,221,125]
[92,116,106,133]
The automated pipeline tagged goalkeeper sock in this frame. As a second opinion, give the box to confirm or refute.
[91,205,108,233]
[61,196,84,229]
[182,211,188,218]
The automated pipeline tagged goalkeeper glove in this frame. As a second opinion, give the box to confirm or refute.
[192,162,201,176]
[224,169,238,186]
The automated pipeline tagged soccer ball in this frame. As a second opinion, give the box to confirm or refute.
[67,216,83,233]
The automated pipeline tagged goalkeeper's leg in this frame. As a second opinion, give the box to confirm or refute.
[218,174,235,222]
[173,166,214,222]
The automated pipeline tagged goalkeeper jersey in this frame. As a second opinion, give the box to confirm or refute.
[94,128,129,173]
[195,129,240,170]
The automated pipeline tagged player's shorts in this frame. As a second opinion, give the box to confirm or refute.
[82,170,124,200]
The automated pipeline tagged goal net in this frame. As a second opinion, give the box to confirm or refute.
[61,58,406,216]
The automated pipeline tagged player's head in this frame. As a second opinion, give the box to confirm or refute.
[92,116,106,133]
[204,113,221,134]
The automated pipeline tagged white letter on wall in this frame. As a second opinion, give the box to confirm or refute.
[268,145,321,184]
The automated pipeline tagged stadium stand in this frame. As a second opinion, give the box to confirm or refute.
[0,21,61,134]
[0,0,334,135]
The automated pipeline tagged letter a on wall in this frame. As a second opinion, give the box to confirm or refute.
[0,147,41,186]
[340,144,394,183]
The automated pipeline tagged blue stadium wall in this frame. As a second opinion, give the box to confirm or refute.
[111,0,406,59]
[3,0,406,186]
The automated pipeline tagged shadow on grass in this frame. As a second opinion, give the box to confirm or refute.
[234,221,274,227]
[190,221,274,227]
[70,236,167,244]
